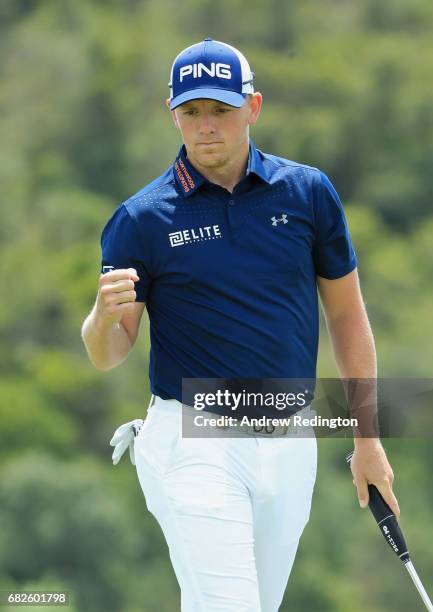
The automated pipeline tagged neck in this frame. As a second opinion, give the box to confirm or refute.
[186,141,250,193]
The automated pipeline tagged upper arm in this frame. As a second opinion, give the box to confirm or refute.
[101,204,153,303]
[317,268,365,324]
[120,301,146,345]
[312,171,357,280]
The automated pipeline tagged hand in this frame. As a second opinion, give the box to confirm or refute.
[95,268,140,326]
[350,439,400,520]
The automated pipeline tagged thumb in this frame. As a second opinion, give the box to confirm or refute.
[355,479,369,508]
[128,267,140,282]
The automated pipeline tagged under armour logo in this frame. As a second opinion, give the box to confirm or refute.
[271,214,288,226]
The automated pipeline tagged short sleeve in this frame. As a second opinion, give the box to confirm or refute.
[312,171,358,279]
[100,204,152,302]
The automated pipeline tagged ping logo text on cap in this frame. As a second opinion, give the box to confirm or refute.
[179,63,232,82]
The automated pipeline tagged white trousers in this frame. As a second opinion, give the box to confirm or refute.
[134,396,317,612]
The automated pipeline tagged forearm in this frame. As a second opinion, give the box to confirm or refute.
[332,315,399,515]
[327,307,377,379]
[81,305,132,371]
[326,309,379,442]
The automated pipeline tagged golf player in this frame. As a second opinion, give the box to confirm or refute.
[82,39,400,612]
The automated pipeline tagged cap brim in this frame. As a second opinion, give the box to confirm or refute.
[170,88,246,110]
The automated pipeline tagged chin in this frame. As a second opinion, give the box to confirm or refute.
[199,158,225,168]
[195,151,227,168]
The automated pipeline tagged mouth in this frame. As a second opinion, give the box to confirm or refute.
[196,142,223,146]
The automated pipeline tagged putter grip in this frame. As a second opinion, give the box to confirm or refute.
[346,451,410,563]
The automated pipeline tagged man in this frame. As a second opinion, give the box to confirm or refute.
[82,39,400,611]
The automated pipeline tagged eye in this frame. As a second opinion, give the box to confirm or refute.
[215,107,230,114]
[182,109,196,116]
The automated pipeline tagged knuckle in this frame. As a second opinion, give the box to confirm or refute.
[119,292,135,304]
[123,290,135,301]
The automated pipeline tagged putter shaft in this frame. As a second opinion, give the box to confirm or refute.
[405,561,433,612]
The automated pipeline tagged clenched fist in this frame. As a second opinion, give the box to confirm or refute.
[96,268,140,326]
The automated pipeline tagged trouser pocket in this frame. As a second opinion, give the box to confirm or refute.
[134,411,181,479]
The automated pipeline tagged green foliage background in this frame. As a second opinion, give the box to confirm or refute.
[0,1,432,610]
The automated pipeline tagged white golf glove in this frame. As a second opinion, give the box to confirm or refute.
[109,418,144,466]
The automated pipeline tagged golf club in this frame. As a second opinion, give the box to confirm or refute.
[346,450,433,611]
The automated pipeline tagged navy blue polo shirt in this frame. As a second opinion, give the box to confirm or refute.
[100,140,357,409]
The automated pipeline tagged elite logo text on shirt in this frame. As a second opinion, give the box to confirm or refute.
[169,225,222,247]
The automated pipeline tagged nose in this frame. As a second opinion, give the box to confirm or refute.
[198,112,216,135]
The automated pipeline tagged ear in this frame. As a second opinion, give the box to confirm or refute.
[247,92,262,126]
[166,98,180,130]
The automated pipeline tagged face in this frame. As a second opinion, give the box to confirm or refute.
[167,93,262,171]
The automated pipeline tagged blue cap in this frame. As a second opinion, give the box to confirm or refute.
[169,38,254,110]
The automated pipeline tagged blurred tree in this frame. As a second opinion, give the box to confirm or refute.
[0,452,172,612]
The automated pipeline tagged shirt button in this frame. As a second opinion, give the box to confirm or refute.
[228,199,235,206]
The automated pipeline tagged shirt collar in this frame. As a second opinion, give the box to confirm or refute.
[247,139,270,184]
[173,146,205,197]
[173,139,270,197]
